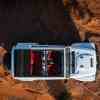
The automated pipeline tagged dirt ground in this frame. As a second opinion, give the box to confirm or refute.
[0,63,100,100]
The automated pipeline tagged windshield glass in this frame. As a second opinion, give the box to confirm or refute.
[66,48,76,76]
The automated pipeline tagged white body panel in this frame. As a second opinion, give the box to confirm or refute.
[69,43,97,81]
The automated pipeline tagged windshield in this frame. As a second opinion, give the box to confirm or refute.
[66,48,76,76]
